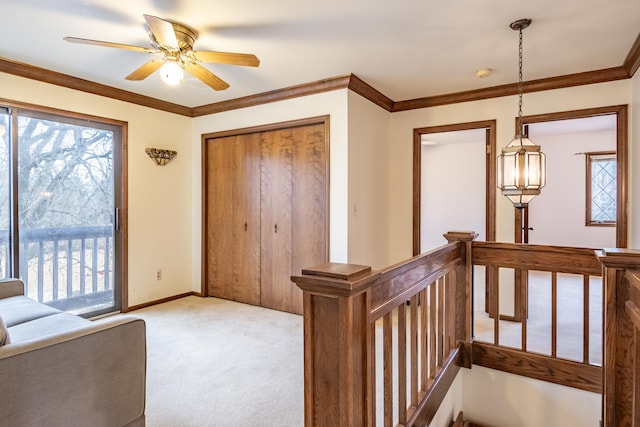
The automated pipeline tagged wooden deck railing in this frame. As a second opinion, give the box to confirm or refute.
[1,226,114,312]
[294,233,640,426]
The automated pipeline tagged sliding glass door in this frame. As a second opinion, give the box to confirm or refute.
[0,108,10,277]
[1,106,123,317]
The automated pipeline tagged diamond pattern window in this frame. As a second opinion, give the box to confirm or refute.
[586,151,616,226]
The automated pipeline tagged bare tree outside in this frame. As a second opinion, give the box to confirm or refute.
[17,116,113,229]
[1,109,118,315]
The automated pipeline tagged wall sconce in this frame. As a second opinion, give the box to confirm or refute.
[145,147,177,166]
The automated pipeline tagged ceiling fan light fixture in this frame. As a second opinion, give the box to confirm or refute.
[160,60,183,86]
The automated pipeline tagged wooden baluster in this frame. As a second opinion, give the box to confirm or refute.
[420,289,428,392]
[429,283,437,381]
[551,272,558,358]
[383,312,393,426]
[411,293,419,410]
[437,277,444,368]
[584,274,590,364]
[398,303,407,425]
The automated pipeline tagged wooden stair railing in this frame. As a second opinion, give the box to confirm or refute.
[597,248,640,427]
[292,231,475,427]
[471,241,603,393]
[292,236,640,426]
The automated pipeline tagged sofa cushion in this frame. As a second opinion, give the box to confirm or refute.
[0,296,62,327]
[7,312,90,343]
[0,315,9,345]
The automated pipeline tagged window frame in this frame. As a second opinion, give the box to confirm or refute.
[0,99,128,316]
[585,150,616,227]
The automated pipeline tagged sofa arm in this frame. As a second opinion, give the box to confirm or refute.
[0,314,146,427]
[0,278,25,299]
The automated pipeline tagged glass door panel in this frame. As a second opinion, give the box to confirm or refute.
[0,109,9,278]
[17,113,117,315]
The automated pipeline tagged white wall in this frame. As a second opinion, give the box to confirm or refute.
[191,90,350,289]
[462,366,600,427]
[347,91,392,269]
[421,137,486,251]
[0,72,194,307]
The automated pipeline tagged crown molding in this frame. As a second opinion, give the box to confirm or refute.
[346,74,394,112]
[0,57,192,116]
[2,32,638,117]
[392,66,630,112]
[623,32,640,77]
[191,75,352,117]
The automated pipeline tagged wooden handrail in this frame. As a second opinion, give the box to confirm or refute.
[292,231,475,426]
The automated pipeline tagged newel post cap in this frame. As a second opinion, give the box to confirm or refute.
[291,262,380,297]
[596,247,640,269]
[443,230,478,243]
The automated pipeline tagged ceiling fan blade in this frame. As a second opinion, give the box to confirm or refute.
[184,63,230,90]
[192,50,260,67]
[125,59,164,80]
[143,14,179,50]
[64,37,154,53]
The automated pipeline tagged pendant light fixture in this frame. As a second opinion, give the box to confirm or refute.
[497,18,546,209]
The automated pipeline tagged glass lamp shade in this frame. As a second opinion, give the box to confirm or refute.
[160,61,184,86]
[497,135,546,209]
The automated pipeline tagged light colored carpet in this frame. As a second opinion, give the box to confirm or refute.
[132,296,304,427]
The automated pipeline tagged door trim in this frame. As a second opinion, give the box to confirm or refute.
[517,105,628,248]
[0,97,128,314]
[413,120,497,255]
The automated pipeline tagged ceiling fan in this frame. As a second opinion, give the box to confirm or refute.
[64,14,260,91]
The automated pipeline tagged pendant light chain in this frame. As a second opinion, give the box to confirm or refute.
[517,27,524,128]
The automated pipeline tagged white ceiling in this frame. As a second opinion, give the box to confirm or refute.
[1,0,639,108]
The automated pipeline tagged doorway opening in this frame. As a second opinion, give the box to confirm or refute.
[413,120,496,255]
[0,104,126,317]
[519,105,628,249]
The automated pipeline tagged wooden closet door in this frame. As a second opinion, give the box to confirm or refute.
[205,135,260,304]
[260,129,293,312]
[231,133,261,304]
[290,123,327,314]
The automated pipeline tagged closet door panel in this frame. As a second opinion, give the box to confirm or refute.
[232,133,261,304]
[260,129,293,312]
[205,136,236,300]
[290,124,328,314]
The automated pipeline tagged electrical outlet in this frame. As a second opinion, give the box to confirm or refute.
[155,269,162,281]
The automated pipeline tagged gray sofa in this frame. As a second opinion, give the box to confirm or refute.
[0,278,146,427]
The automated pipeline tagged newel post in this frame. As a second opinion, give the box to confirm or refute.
[443,230,477,349]
[597,248,640,426]
[291,263,381,427]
